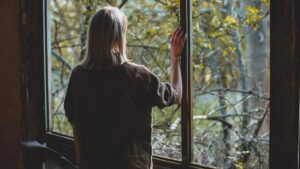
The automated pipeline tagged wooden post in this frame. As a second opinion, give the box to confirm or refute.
[270,0,300,168]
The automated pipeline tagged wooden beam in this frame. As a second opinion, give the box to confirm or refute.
[20,0,46,141]
[270,0,300,168]
[180,0,193,167]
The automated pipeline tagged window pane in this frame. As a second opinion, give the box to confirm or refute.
[48,0,181,159]
[192,0,270,168]
[48,0,81,136]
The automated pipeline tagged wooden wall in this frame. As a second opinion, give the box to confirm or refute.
[0,0,22,168]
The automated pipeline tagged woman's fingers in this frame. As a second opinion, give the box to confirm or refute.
[175,30,181,42]
[173,27,185,42]
[172,27,181,43]
[176,31,186,47]
[175,28,186,45]
[180,33,187,45]
[178,30,185,42]
[171,27,187,58]
[179,33,187,47]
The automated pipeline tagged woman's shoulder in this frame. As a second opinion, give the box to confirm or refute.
[70,61,155,80]
[68,64,95,83]
[121,61,160,85]
[71,63,101,75]
[121,61,153,76]
[69,64,85,77]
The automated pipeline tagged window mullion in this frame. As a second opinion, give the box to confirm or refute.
[180,0,193,167]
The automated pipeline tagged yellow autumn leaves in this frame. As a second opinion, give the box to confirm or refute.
[224,16,238,28]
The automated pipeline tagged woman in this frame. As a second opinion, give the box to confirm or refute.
[64,6,186,169]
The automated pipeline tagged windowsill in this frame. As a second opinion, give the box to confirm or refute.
[43,132,216,169]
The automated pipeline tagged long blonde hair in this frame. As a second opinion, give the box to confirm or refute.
[81,6,128,70]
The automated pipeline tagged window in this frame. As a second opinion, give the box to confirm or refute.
[45,0,271,168]
[47,0,181,160]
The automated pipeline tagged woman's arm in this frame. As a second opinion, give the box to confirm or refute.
[171,27,187,104]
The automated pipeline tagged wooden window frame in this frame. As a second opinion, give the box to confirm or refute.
[19,0,300,168]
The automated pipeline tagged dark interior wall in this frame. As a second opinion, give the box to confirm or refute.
[0,0,22,168]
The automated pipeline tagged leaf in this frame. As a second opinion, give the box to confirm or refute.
[196,37,203,44]
[211,15,221,28]
[235,161,244,169]
[246,6,259,14]
[224,15,238,28]
[262,0,270,6]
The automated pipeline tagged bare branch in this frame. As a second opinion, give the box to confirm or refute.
[118,0,128,9]
[194,115,232,128]
[254,102,270,136]
[194,88,270,100]
[52,51,73,71]
[127,44,160,50]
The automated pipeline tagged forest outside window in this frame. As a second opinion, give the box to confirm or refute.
[191,0,270,168]
[46,0,270,168]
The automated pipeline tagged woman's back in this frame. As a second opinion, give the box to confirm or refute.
[64,62,177,169]
[64,5,186,169]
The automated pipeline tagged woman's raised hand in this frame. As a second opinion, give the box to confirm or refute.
[171,27,187,59]
[170,27,186,104]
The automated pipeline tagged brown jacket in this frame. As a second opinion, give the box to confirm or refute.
[64,61,177,169]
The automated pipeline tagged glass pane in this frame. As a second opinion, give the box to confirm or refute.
[48,0,181,159]
[192,0,270,168]
[48,0,81,136]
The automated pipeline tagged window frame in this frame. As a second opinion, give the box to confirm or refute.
[19,0,300,169]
